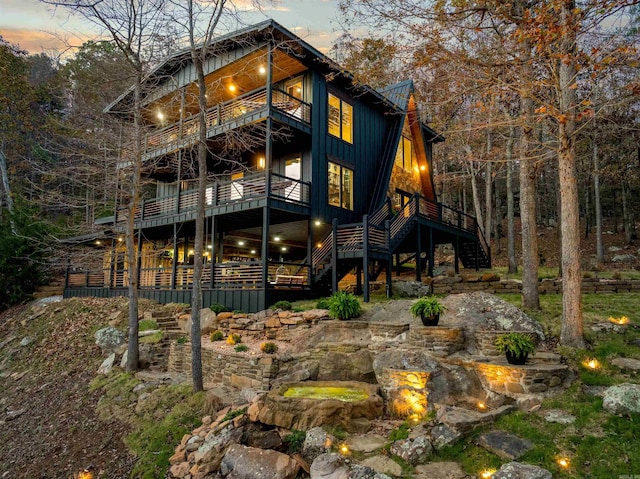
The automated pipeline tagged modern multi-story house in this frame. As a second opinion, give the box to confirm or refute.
[64,20,490,312]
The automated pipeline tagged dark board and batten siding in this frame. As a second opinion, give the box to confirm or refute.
[310,70,397,225]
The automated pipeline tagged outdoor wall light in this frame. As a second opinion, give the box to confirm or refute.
[314,220,322,226]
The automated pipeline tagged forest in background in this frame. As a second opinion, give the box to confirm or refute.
[0,1,638,347]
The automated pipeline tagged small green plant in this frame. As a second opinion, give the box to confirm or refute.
[210,330,224,342]
[495,332,536,356]
[234,344,249,352]
[410,296,445,318]
[226,333,241,345]
[328,291,362,320]
[271,300,292,311]
[176,336,188,344]
[260,342,278,354]
[139,319,159,331]
[283,429,306,453]
[209,303,228,314]
[232,310,245,314]
[388,422,410,442]
[222,407,247,422]
[316,298,331,309]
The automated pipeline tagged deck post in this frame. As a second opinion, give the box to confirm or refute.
[455,234,460,274]
[109,238,116,288]
[307,219,312,286]
[210,217,215,288]
[136,228,143,288]
[363,214,370,303]
[396,253,401,276]
[356,263,362,295]
[261,206,270,289]
[385,219,392,298]
[415,220,422,282]
[428,227,434,277]
[265,43,273,197]
[331,218,338,293]
[64,257,70,289]
[171,224,178,289]
[175,150,182,213]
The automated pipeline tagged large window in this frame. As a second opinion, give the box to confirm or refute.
[394,134,413,171]
[328,93,353,143]
[328,162,354,210]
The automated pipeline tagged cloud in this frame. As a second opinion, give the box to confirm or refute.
[0,27,94,54]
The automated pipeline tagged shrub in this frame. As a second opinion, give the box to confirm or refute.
[495,332,536,356]
[271,300,292,311]
[234,344,248,352]
[283,430,306,453]
[226,333,241,345]
[328,291,362,320]
[316,298,331,310]
[260,342,278,354]
[210,330,224,342]
[209,303,227,314]
[176,336,188,344]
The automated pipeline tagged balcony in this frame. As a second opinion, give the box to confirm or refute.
[115,170,310,226]
[122,88,311,164]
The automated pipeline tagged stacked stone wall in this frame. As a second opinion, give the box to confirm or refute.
[475,362,572,396]
[431,278,640,295]
[407,326,465,354]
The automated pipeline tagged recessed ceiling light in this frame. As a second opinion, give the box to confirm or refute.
[274,236,281,242]
[238,240,245,246]
[258,66,266,74]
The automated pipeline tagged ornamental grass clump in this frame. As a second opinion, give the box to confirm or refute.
[328,291,362,320]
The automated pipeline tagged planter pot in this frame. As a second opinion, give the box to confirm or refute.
[420,313,440,327]
[505,351,528,365]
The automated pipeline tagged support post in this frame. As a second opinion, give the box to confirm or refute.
[109,239,116,288]
[396,253,401,276]
[415,220,422,282]
[261,206,270,289]
[265,44,273,196]
[363,214,370,303]
[428,227,434,278]
[64,257,70,290]
[385,219,392,298]
[307,219,313,285]
[210,217,215,288]
[136,228,143,289]
[171,224,178,289]
[455,235,460,274]
[331,218,338,293]
[356,263,362,295]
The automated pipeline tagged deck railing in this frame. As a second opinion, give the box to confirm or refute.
[65,259,312,290]
[121,87,311,164]
[115,170,310,224]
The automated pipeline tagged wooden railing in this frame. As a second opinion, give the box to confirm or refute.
[121,87,311,164]
[115,171,310,224]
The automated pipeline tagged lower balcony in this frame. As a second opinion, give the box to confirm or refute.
[114,171,310,227]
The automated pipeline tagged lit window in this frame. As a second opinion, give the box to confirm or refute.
[394,134,413,171]
[328,93,353,143]
[328,162,354,210]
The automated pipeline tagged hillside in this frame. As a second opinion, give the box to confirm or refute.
[0,297,155,478]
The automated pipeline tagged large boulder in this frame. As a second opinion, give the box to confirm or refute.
[389,436,433,466]
[302,427,336,463]
[440,292,545,353]
[180,308,218,336]
[220,444,299,479]
[603,383,640,415]
[310,453,391,479]
[94,326,125,355]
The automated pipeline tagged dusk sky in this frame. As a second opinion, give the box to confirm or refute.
[0,0,344,54]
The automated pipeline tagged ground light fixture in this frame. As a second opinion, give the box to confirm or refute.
[582,358,601,370]
[479,470,495,478]
[557,457,570,469]
[339,444,349,455]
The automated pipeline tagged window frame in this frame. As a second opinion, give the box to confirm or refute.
[327,161,354,210]
[327,92,353,144]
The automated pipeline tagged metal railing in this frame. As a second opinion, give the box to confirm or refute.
[121,87,311,164]
[115,170,310,224]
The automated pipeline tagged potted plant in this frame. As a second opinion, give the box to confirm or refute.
[495,332,536,365]
[410,296,445,326]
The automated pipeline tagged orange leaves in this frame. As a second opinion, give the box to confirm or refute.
[535,105,547,114]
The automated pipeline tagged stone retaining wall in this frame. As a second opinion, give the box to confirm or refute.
[475,330,539,357]
[407,326,465,354]
[168,343,278,390]
[474,361,572,396]
[431,278,640,295]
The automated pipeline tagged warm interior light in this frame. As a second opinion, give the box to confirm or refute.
[281,247,287,252]
[420,165,426,171]
[188,249,194,255]
[314,220,322,226]
[582,358,601,370]
[339,444,349,455]
[238,241,245,246]
[258,157,265,169]
[250,249,256,254]
[273,236,281,242]
[557,458,570,469]
[258,65,266,74]
[316,243,323,248]
[95,240,101,245]
[207,244,212,249]
[157,111,165,121]
[480,470,496,479]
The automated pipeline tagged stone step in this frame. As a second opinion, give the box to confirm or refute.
[144,310,175,320]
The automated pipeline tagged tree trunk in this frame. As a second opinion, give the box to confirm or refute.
[0,148,16,234]
[126,73,143,371]
[622,181,632,245]
[593,123,604,262]
[484,130,492,251]
[558,0,585,348]
[469,163,485,237]
[506,124,517,274]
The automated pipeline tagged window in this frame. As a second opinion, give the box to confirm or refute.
[286,78,303,99]
[394,134,413,171]
[328,93,353,143]
[328,162,354,210]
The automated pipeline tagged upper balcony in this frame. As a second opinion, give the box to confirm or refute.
[121,87,312,165]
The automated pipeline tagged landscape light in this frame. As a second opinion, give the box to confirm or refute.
[479,470,495,479]
[582,358,601,370]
